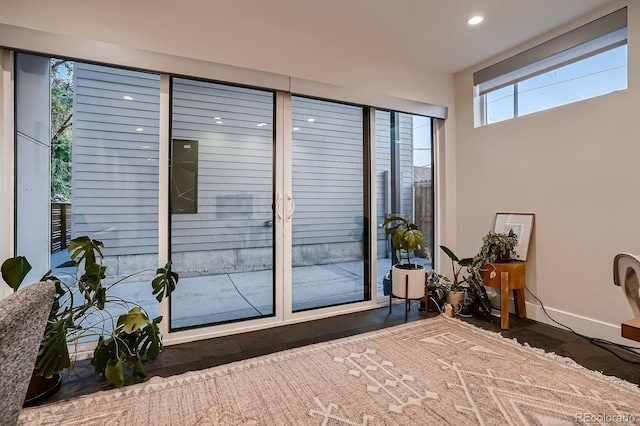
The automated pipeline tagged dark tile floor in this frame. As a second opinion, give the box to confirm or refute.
[36,303,640,405]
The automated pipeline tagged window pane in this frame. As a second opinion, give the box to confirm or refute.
[170,78,275,329]
[486,85,515,125]
[291,97,367,310]
[73,64,161,320]
[16,54,162,338]
[375,111,433,298]
[518,45,627,116]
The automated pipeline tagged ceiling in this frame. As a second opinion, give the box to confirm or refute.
[0,0,617,74]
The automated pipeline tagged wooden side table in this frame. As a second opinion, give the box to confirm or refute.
[480,261,526,329]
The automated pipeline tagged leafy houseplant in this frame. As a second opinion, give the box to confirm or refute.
[473,230,518,264]
[426,270,450,312]
[465,230,519,312]
[382,215,425,299]
[439,245,492,316]
[1,236,178,388]
[439,231,519,317]
[382,215,424,266]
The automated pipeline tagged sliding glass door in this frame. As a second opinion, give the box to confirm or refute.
[290,96,369,311]
[169,78,276,329]
[168,88,371,328]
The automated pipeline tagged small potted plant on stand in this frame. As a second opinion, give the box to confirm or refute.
[382,215,425,320]
[467,230,519,315]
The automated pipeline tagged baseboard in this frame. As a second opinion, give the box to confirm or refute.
[505,298,637,348]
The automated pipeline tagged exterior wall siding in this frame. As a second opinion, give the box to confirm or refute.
[71,63,160,260]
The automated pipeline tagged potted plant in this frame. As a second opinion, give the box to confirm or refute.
[436,231,519,319]
[382,215,425,299]
[439,245,473,312]
[465,230,519,315]
[473,230,518,264]
[425,270,450,313]
[1,236,178,389]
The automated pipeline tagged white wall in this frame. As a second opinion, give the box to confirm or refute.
[454,1,638,344]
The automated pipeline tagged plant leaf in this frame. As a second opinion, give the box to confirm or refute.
[117,307,150,334]
[439,246,460,262]
[132,357,146,380]
[92,336,116,378]
[403,229,424,250]
[138,316,163,360]
[152,261,178,302]
[1,256,32,290]
[381,215,406,227]
[68,236,104,267]
[79,262,106,293]
[105,359,125,388]
[36,317,71,377]
[459,257,474,266]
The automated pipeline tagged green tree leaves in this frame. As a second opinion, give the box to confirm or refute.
[50,59,73,201]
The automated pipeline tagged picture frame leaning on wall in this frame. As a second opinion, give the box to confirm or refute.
[494,213,535,261]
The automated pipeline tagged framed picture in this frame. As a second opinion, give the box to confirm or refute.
[494,213,535,261]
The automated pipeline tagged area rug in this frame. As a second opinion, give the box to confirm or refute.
[18,316,640,425]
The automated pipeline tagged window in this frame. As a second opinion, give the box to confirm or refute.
[375,111,434,298]
[15,53,162,320]
[475,7,627,126]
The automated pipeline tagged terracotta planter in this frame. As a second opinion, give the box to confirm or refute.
[391,264,425,299]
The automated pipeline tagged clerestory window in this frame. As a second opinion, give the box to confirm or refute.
[474,7,627,126]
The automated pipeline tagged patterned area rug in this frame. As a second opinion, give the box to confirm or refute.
[18,317,640,425]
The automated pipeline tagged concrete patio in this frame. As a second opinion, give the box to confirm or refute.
[50,250,431,330]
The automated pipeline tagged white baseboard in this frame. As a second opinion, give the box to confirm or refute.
[503,298,639,349]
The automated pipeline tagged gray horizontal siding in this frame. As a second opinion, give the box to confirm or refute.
[71,63,160,256]
[291,97,364,246]
[171,78,274,253]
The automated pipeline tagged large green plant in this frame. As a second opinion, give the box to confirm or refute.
[382,215,424,266]
[1,236,178,388]
[439,245,492,316]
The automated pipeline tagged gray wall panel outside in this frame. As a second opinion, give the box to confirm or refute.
[72,62,160,258]
[171,78,274,257]
[291,97,364,252]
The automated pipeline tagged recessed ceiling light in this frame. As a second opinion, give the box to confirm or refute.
[123,95,134,101]
[307,118,315,122]
[136,127,144,132]
[257,122,268,127]
[214,116,222,120]
[142,145,151,149]
[216,120,223,124]
[293,127,300,131]
[468,16,483,25]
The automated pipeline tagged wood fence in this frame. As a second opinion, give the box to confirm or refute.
[51,202,71,253]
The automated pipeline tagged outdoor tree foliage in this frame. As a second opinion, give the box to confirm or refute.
[50,59,73,201]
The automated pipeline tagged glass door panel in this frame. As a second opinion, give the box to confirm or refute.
[290,97,368,311]
[170,78,275,329]
[375,111,433,299]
